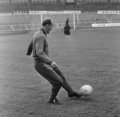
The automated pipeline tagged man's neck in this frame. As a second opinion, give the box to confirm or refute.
[41,28,47,35]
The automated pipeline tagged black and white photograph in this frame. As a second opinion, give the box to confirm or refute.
[0,0,120,117]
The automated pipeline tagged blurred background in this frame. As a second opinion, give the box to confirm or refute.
[0,0,120,33]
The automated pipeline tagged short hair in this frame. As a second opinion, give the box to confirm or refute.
[42,19,53,26]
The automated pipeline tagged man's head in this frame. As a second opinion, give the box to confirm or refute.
[66,17,69,24]
[42,19,53,34]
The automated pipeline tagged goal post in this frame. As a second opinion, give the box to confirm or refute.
[29,10,81,30]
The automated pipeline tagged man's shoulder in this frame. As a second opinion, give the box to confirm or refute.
[33,30,45,39]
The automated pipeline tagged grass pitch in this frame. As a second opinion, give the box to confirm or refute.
[0,27,120,117]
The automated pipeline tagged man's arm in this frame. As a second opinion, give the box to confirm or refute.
[26,40,33,56]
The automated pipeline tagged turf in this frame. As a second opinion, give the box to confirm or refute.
[0,27,120,117]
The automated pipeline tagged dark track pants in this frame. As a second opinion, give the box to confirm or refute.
[34,62,74,98]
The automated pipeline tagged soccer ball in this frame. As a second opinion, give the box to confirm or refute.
[80,85,93,96]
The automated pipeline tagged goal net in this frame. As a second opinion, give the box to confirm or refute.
[29,10,81,30]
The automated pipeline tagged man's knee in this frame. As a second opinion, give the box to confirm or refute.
[55,79,63,85]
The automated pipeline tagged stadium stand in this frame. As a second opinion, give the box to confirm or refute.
[0,0,12,13]
[0,0,120,34]
[11,0,29,12]
[0,0,120,13]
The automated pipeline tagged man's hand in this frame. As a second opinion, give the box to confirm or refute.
[51,62,57,69]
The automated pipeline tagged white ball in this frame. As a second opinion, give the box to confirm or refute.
[80,85,93,96]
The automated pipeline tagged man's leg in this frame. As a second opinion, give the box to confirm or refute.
[53,66,82,97]
[34,62,63,103]
[52,66,73,92]
[48,84,61,104]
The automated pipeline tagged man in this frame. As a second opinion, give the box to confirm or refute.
[63,18,71,35]
[26,19,82,105]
